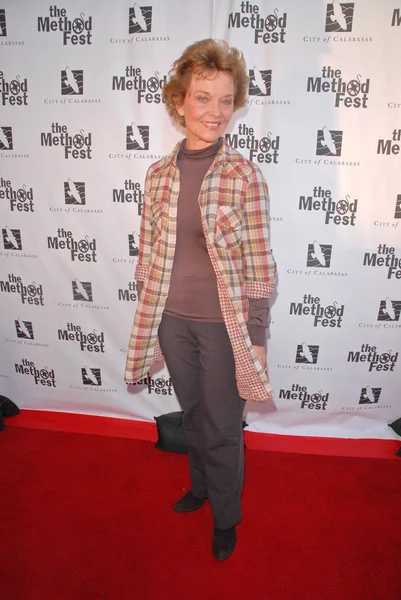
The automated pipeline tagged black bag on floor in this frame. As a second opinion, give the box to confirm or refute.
[0,395,20,417]
[388,417,401,437]
[154,411,188,454]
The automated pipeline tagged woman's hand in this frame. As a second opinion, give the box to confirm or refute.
[253,345,266,369]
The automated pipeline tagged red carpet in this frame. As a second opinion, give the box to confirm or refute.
[1,425,400,600]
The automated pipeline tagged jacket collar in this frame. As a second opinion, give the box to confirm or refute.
[153,137,245,175]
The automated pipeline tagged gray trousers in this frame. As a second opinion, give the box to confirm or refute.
[158,313,246,529]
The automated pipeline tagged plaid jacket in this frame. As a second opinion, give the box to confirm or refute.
[125,139,277,401]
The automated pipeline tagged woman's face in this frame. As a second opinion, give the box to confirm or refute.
[176,70,235,150]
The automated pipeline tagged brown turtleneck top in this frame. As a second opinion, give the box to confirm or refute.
[160,138,268,345]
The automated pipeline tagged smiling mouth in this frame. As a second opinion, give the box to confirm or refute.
[202,122,221,129]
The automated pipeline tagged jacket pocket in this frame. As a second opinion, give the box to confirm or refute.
[150,200,165,241]
[214,205,242,250]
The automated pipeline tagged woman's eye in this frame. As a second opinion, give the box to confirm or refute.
[223,99,233,105]
[198,96,207,102]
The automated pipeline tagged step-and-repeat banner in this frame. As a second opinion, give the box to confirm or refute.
[1,0,400,438]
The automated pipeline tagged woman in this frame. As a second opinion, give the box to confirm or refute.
[125,39,277,561]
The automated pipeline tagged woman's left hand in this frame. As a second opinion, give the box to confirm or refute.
[253,345,266,369]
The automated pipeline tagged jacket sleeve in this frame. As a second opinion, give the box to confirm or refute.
[134,168,153,286]
[241,165,277,299]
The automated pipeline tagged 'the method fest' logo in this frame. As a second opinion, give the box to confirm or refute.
[299,186,358,226]
[226,124,280,164]
[0,274,44,305]
[15,358,56,387]
[290,294,344,328]
[0,71,28,106]
[348,343,398,373]
[112,66,166,104]
[307,66,370,108]
[279,384,329,410]
[0,177,34,212]
[130,375,173,396]
[58,322,105,353]
[41,123,92,159]
[377,129,401,156]
[118,280,139,302]
[228,3,287,45]
[47,228,97,262]
[37,6,93,45]
[363,243,401,280]
[113,180,143,216]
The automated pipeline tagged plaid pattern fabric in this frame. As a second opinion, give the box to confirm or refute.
[125,139,277,401]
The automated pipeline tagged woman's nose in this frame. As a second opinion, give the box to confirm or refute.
[207,100,222,116]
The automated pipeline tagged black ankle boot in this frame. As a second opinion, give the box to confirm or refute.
[173,490,207,513]
[212,525,236,560]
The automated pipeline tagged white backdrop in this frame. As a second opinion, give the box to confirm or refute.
[1,0,400,439]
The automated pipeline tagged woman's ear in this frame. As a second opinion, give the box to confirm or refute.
[174,97,185,117]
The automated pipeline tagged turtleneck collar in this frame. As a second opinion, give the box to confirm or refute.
[179,137,223,160]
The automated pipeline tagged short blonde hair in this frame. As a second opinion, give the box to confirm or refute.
[163,39,249,127]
